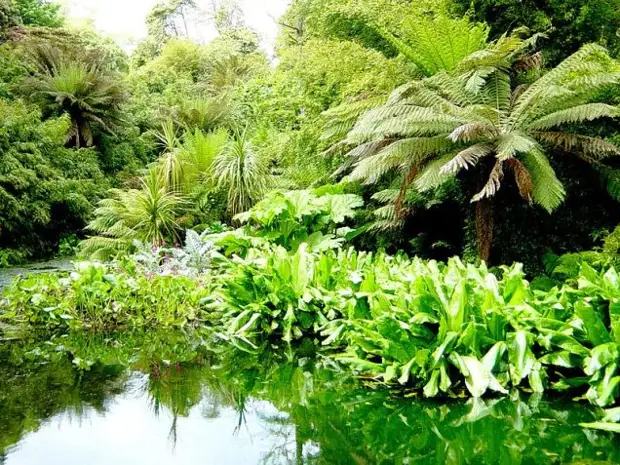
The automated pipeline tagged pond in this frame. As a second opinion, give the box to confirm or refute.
[0,259,73,290]
[0,332,619,465]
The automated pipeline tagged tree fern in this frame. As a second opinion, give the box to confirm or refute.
[521,149,566,213]
[332,39,620,259]
[321,15,490,146]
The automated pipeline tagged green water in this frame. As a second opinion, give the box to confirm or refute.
[0,332,618,465]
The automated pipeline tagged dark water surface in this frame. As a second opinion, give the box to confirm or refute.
[0,259,73,290]
[0,332,619,465]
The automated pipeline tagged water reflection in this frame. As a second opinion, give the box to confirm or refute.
[0,333,619,465]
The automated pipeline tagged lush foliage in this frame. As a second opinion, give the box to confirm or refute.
[8,215,620,409]
[4,0,620,441]
[0,261,214,330]
[332,37,620,259]
[0,99,105,260]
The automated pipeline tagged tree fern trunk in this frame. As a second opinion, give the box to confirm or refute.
[475,197,494,262]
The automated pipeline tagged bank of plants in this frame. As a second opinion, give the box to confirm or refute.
[5,220,620,410]
[0,261,216,331]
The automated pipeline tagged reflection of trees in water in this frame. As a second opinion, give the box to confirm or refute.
[4,335,620,465]
[0,346,129,457]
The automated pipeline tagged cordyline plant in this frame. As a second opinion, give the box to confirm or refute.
[332,35,620,260]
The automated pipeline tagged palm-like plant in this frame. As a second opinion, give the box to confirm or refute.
[212,130,270,218]
[153,121,229,193]
[337,40,620,260]
[180,128,228,187]
[152,120,184,191]
[79,169,187,260]
[23,61,126,148]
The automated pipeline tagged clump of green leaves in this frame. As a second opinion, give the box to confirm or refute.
[0,261,214,331]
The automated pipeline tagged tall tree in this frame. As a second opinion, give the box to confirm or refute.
[13,0,63,27]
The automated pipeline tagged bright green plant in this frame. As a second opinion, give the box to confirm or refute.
[212,129,271,217]
[79,169,187,260]
[232,188,364,252]
[320,15,489,145]
[0,98,105,257]
[13,0,64,27]
[335,40,620,260]
[180,128,229,187]
[0,261,214,331]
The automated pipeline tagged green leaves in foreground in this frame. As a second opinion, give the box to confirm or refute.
[6,233,620,408]
[319,257,620,405]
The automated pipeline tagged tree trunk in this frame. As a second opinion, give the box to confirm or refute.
[475,197,494,262]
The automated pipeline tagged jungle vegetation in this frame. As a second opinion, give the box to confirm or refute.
[3,0,620,428]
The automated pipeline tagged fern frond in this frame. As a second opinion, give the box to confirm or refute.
[347,106,461,144]
[471,160,504,202]
[440,143,494,175]
[533,132,620,160]
[449,123,498,142]
[527,103,619,130]
[321,96,386,142]
[380,16,489,76]
[414,153,456,192]
[483,70,511,112]
[521,149,566,212]
[348,136,450,184]
[496,133,537,160]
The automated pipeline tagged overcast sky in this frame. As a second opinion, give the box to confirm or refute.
[58,0,290,53]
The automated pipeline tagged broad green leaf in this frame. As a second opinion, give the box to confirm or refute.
[482,341,507,372]
[423,369,440,398]
[584,343,619,376]
[291,243,311,297]
[537,329,589,356]
[587,363,620,407]
[580,422,620,433]
[610,301,620,344]
[455,355,491,398]
[507,330,536,386]
[539,351,582,368]
[575,300,611,346]
[431,331,459,368]
[528,362,547,393]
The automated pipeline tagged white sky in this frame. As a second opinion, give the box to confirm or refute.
[58,0,290,53]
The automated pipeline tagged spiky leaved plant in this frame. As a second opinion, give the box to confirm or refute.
[79,168,187,260]
[321,16,491,145]
[212,129,270,218]
[334,39,620,260]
